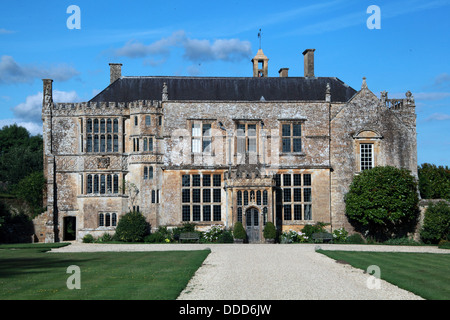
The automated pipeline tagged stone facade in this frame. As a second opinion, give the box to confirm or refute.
[37,49,417,243]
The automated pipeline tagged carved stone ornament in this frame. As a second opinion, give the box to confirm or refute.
[97,156,110,169]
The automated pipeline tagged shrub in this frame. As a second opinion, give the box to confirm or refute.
[438,240,450,249]
[82,234,94,243]
[172,222,196,241]
[418,163,450,199]
[420,201,450,244]
[280,230,309,243]
[383,236,421,246]
[233,222,246,240]
[203,225,225,243]
[96,232,113,243]
[345,166,419,240]
[346,233,365,244]
[263,222,277,239]
[332,228,349,243]
[114,211,150,242]
[302,222,327,238]
[217,230,234,243]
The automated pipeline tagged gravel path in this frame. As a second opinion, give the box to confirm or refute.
[51,243,449,300]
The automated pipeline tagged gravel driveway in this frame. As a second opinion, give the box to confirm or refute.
[52,243,449,300]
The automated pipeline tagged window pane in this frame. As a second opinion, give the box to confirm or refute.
[293,124,301,137]
[94,119,99,133]
[283,174,291,186]
[360,143,373,171]
[192,123,201,136]
[144,167,148,180]
[182,189,190,203]
[244,191,248,205]
[193,205,201,221]
[202,123,211,137]
[113,135,118,152]
[248,138,256,152]
[107,175,112,193]
[182,206,190,221]
[145,115,151,126]
[203,174,211,186]
[112,213,117,226]
[256,191,261,205]
[294,188,302,202]
[203,205,211,221]
[213,174,221,186]
[283,188,291,202]
[94,135,99,152]
[203,139,212,152]
[99,213,104,226]
[282,138,291,152]
[263,190,268,205]
[93,175,99,193]
[100,119,105,133]
[192,189,201,203]
[87,175,92,194]
[304,204,312,220]
[100,175,106,194]
[248,124,256,136]
[237,207,242,223]
[113,174,119,194]
[86,135,92,152]
[213,205,221,221]
[304,188,312,202]
[213,189,221,202]
[87,119,92,133]
[284,205,292,220]
[294,204,302,220]
[113,119,118,133]
[100,135,106,152]
[293,174,301,186]
[192,175,201,186]
[143,138,148,151]
[149,167,153,179]
[303,174,311,186]
[282,124,290,137]
[192,138,201,153]
[293,138,302,152]
[237,124,245,136]
[203,189,211,203]
[237,137,245,154]
[182,175,190,187]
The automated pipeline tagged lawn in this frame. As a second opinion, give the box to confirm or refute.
[0,244,210,300]
[318,250,450,300]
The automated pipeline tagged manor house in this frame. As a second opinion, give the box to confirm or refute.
[38,48,417,242]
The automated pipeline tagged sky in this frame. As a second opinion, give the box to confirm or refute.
[0,0,449,166]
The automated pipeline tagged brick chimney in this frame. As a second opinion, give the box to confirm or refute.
[278,68,289,77]
[109,63,122,84]
[302,49,315,77]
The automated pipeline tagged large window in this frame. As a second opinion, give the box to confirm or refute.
[191,122,212,153]
[86,174,119,195]
[276,173,312,221]
[236,123,258,154]
[86,118,119,153]
[181,173,222,222]
[360,143,373,171]
[99,212,117,227]
[281,122,302,153]
[236,189,269,225]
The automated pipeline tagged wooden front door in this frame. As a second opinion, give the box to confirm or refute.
[246,207,260,243]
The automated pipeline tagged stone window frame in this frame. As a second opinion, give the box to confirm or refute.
[190,120,214,154]
[278,120,304,154]
[181,172,222,223]
[85,117,120,153]
[234,120,261,156]
[236,189,269,225]
[275,172,312,222]
[85,173,120,195]
[353,130,382,173]
[98,212,117,227]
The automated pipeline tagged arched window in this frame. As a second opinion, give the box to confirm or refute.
[113,119,118,133]
[144,167,148,180]
[149,166,153,179]
[237,191,242,206]
[107,118,112,133]
[87,174,92,194]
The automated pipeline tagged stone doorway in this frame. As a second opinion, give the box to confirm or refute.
[63,216,76,241]
[245,207,260,243]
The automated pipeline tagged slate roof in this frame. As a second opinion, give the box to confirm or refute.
[90,76,357,103]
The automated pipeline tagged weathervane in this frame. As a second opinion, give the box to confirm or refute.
[258,29,262,49]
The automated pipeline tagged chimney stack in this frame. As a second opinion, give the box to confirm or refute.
[302,49,315,78]
[42,79,53,104]
[278,68,289,77]
[109,63,122,84]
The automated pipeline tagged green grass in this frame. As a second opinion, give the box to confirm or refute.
[0,244,210,300]
[318,250,450,300]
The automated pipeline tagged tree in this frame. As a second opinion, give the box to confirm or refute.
[345,166,419,240]
[115,211,149,242]
[13,171,46,218]
[0,125,43,191]
[418,163,450,200]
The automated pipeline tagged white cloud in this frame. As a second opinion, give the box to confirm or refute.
[0,28,15,34]
[0,55,80,84]
[8,90,81,135]
[113,30,252,63]
[425,113,450,121]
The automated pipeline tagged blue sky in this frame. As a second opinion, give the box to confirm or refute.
[0,0,449,166]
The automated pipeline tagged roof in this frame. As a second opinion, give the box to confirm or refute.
[89,76,357,103]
